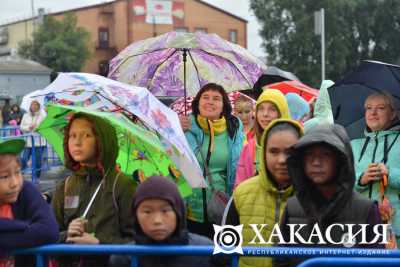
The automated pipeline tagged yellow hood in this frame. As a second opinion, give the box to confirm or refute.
[256,88,290,119]
[258,118,304,190]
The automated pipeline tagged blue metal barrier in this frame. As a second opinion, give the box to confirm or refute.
[298,257,400,267]
[1,126,62,183]
[14,245,400,267]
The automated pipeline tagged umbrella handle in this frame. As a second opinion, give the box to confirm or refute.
[183,49,187,115]
[82,180,103,219]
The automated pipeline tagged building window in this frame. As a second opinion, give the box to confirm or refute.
[195,27,207,33]
[99,60,109,76]
[98,28,109,48]
[229,29,238,44]
[174,27,188,33]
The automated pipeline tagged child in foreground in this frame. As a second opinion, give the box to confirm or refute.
[52,113,137,267]
[110,175,216,267]
[0,138,58,267]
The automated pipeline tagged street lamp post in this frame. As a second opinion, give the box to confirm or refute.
[31,0,35,32]
[314,8,326,82]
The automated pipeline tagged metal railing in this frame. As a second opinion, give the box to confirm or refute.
[14,245,400,267]
[1,126,62,183]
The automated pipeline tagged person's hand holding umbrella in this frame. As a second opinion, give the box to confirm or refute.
[359,162,388,185]
[179,115,191,132]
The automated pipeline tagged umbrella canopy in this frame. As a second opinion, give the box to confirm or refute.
[22,72,206,188]
[328,60,400,139]
[169,91,255,116]
[266,80,319,102]
[108,31,266,97]
[251,66,299,99]
[37,104,192,196]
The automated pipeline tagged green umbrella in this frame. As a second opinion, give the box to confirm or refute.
[37,104,192,197]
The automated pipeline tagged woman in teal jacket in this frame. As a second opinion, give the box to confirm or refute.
[179,83,244,238]
[352,91,400,246]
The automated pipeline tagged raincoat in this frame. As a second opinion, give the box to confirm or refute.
[276,124,383,267]
[352,122,400,243]
[52,113,137,266]
[184,114,243,223]
[225,119,302,267]
[234,89,290,188]
[303,80,334,132]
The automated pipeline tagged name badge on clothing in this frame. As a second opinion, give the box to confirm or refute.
[64,196,79,209]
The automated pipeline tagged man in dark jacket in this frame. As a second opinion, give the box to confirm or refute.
[0,138,59,267]
[110,175,216,267]
[274,124,384,267]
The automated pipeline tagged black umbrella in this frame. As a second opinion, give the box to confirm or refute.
[328,60,400,139]
[250,66,299,99]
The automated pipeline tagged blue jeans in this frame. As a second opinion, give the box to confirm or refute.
[22,146,45,179]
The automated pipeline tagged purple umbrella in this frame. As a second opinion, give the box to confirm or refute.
[108,31,266,110]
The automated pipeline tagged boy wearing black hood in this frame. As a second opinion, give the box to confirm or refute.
[274,124,384,267]
[110,176,216,267]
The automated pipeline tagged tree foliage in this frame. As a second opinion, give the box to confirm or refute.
[18,13,91,72]
[250,0,400,87]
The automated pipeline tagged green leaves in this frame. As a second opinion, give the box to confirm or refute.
[250,0,400,87]
[17,13,91,72]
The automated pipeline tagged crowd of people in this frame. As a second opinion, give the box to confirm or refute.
[0,78,399,267]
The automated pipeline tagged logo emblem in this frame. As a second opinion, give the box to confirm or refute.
[213,224,243,255]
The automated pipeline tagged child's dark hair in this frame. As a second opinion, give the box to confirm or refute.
[265,122,301,146]
[63,114,104,173]
[191,83,240,138]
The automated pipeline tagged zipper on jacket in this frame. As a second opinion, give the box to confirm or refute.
[369,133,379,199]
[273,192,283,244]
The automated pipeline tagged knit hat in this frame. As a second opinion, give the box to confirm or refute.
[132,176,188,244]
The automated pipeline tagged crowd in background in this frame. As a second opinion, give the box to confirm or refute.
[1,75,399,267]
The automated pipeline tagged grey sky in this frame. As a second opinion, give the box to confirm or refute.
[0,0,265,57]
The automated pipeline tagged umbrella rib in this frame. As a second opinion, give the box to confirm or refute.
[388,67,400,87]
[147,49,179,90]
[187,50,203,89]
[95,92,153,132]
[109,48,171,74]
[199,49,254,88]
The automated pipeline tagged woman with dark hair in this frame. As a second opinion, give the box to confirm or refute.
[179,83,244,238]
[8,104,24,125]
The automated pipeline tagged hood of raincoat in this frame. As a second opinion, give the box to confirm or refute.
[256,88,290,118]
[131,176,188,244]
[285,92,310,120]
[258,118,303,191]
[254,89,291,142]
[287,123,355,222]
[63,112,118,174]
[304,80,334,132]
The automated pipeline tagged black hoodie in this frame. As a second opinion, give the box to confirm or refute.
[274,124,383,267]
[109,176,216,267]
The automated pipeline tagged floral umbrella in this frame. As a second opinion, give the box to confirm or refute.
[108,31,266,102]
[37,104,192,197]
[22,72,206,189]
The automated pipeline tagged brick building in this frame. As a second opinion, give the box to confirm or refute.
[0,0,247,75]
